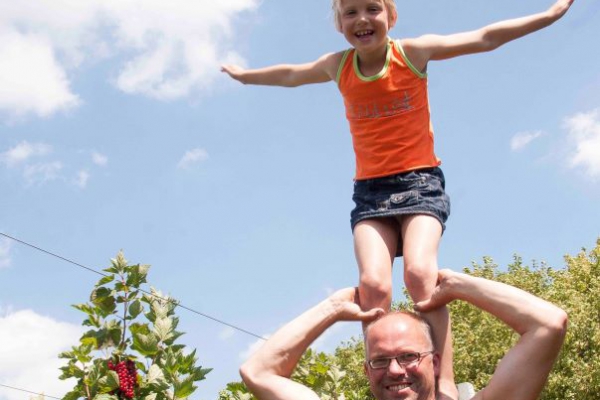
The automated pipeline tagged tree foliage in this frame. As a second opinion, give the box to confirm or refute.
[219,239,600,400]
[59,251,211,400]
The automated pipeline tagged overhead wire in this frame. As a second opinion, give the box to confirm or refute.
[0,232,267,341]
[0,231,269,398]
[0,383,61,400]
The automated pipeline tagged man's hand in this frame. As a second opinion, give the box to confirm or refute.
[413,269,458,313]
[240,287,383,400]
[329,287,385,322]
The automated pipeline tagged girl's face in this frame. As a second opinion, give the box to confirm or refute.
[338,0,395,53]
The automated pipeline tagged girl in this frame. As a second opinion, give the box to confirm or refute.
[222,0,573,398]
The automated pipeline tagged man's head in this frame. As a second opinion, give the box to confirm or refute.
[363,312,439,400]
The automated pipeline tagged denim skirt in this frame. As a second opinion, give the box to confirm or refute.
[350,167,451,256]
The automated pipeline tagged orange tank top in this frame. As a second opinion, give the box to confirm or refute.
[336,39,441,180]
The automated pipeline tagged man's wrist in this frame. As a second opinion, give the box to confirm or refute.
[318,296,345,325]
[440,269,469,300]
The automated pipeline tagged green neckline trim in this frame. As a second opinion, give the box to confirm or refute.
[336,49,352,84]
[353,42,392,82]
[394,39,427,79]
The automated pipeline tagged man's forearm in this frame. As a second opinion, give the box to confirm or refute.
[240,288,382,400]
[441,271,565,335]
[417,270,567,400]
[241,297,340,381]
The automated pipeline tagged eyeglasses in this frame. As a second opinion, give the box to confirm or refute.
[367,351,434,369]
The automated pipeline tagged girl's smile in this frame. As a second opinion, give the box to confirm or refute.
[338,0,395,55]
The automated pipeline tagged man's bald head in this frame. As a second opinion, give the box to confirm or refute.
[364,311,435,355]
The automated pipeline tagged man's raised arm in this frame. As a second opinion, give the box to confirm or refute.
[240,288,383,400]
[416,269,568,400]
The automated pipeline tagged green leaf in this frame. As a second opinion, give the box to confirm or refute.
[146,364,165,383]
[59,363,84,380]
[115,281,128,294]
[163,348,178,374]
[98,370,120,393]
[129,299,143,319]
[91,287,117,315]
[93,394,119,400]
[179,349,196,370]
[80,330,99,348]
[127,290,139,302]
[191,366,212,381]
[174,376,196,398]
[164,330,185,346]
[73,303,95,315]
[132,332,159,356]
[154,317,174,342]
[130,322,151,335]
[126,263,150,287]
[145,364,170,391]
[113,251,128,273]
[63,390,83,400]
[96,275,115,287]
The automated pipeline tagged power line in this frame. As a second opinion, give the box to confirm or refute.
[0,232,267,341]
[0,383,61,400]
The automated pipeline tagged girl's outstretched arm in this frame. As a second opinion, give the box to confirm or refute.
[402,0,574,72]
[221,52,342,87]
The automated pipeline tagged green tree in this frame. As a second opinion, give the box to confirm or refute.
[219,239,600,400]
[59,251,211,400]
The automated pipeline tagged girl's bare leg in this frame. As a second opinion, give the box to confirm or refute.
[401,214,457,400]
[353,218,399,314]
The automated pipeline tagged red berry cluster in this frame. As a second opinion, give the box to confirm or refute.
[108,359,138,399]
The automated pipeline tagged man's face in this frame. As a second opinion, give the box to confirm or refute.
[364,314,439,400]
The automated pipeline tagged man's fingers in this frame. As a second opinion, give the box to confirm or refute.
[359,308,385,321]
[413,299,433,312]
[414,290,449,312]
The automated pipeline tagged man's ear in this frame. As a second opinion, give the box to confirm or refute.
[432,352,441,378]
[364,361,371,379]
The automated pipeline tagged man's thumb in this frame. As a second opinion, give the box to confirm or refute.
[413,299,431,312]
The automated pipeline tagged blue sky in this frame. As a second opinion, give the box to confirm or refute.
[1,0,599,398]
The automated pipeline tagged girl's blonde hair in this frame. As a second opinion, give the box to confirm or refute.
[331,0,397,32]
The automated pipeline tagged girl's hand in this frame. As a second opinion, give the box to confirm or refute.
[221,64,247,83]
[329,287,385,322]
[548,0,574,20]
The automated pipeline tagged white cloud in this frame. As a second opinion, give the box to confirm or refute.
[105,0,259,99]
[92,151,108,166]
[74,170,91,188]
[0,238,12,269]
[0,28,81,120]
[1,142,105,188]
[510,130,544,151]
[0,141,52,168]
[177,148,209,169]
[563,108,600,179]
[23,162,63,186]
[219,327,236,341]
[1,141,63,186]
[0,309,83,400]
[0,0,259,119]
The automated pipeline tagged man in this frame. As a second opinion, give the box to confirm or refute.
[240,269,567,400]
